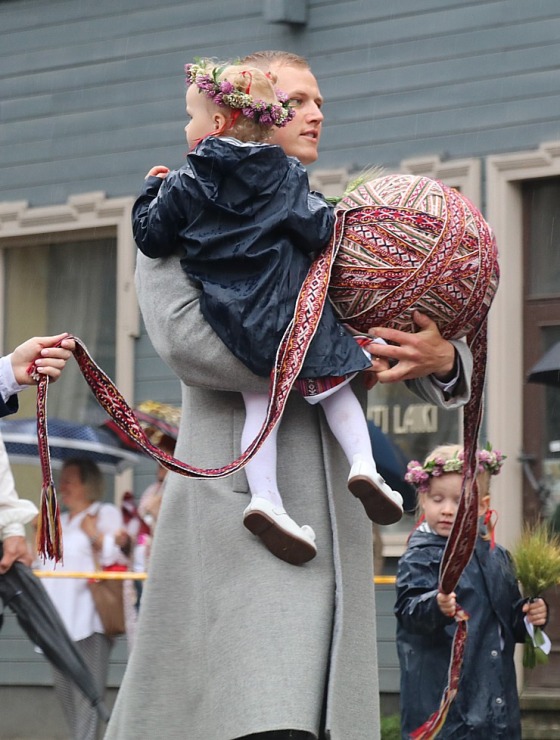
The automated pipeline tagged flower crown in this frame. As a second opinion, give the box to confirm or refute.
[184,61,295,129]
[405,444,506,491]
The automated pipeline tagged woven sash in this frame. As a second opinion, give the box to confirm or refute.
[34,176,498,740]
[35,212,346,562]
[34,175,499,739]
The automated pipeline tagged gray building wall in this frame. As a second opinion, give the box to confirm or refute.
[2,0,560,209]
[3,0,558,428]
[1,0,560,716]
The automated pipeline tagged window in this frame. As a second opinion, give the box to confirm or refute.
[0,192,138,497]
[487,140,560,551]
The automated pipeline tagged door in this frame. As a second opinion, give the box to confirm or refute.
[522,176,560,688]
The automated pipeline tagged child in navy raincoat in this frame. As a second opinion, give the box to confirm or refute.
[132,58,403,567]
[395,444,548,739]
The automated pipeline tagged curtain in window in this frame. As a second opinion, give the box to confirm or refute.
[3,238,116,424]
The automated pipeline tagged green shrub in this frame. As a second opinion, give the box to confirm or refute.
[381,713,401,740]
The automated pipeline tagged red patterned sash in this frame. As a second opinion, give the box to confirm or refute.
[34,196,490,740]
[35,213,347,562]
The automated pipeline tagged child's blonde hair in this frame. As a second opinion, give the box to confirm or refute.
[423,444,492,498]
[185,58,294,144]
[217,64,279,143]
[414,443,496,540]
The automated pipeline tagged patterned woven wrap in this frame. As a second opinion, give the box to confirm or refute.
[329,174,500,739]
[34,176,499,738]
[329,173,499,339]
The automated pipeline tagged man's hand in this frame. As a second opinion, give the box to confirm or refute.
[0,535,32,573]
[11,333,76,385]
[367,311,456,384]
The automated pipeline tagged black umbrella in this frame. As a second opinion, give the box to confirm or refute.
[0,547,110,722]
[527,342,560,388]
[368,422,417,512]
[0,417,145,474]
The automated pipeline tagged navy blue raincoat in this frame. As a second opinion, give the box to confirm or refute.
[0,395,18,418]
[133,136,369,380]
[395,527,528,739]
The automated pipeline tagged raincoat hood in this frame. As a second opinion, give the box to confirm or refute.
[188,136,292,213]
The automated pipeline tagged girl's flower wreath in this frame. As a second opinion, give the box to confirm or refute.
[405,443,506,493]
[185,60,295,129]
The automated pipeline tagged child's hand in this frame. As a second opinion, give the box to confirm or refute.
[437,591,457,617]
[146,165,170,180]
[524,598,548,627]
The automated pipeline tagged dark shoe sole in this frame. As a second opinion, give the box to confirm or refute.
[243,510,317,565]
[348,475,403,525]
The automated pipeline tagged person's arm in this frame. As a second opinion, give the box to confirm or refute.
[0,333,75,415]
[10,333,75,384]
[136,251,270,394]
[365,312,472,407]
[81,503,127,567]
[132,170,186,259]
[405,339,471,409]
[284,164,335,254]
[394,548,455,635]
[0,435,37,573]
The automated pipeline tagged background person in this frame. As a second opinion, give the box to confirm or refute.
[0,333,75,574]
[38,458,126,740]
[395,444,547,739]
[106,51,473,740]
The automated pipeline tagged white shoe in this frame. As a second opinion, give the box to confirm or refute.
[348,455,403,525]
[243,497,317,565]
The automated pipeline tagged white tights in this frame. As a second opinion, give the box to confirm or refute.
[241,383,374,508]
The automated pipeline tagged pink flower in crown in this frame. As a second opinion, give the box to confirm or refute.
[431,456,445,476]
[406,445,506,492]
[404,461,429,487]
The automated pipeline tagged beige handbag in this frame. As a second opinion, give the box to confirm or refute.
[87,523,126,637]
[88,572,125,637]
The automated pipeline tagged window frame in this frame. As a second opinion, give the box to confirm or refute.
[0,191,139,494]
[486,140,560,551]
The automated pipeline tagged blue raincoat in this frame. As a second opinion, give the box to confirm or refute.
[395,527,529,739]
[132,136,369,380]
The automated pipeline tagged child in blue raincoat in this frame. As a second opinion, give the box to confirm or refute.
[132,58,403,567]
[395,444,548,739]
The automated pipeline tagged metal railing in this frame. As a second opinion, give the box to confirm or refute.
[33,570,396,584]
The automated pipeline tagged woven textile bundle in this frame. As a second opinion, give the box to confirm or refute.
[327,174,500,739]
[329,173,499,340]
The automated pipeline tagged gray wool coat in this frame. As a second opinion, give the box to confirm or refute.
[105,252,472,740]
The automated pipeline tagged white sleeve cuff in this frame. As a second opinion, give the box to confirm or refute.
[431,366,460,394]
[0,354,28,402]
[0,498,38,540]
